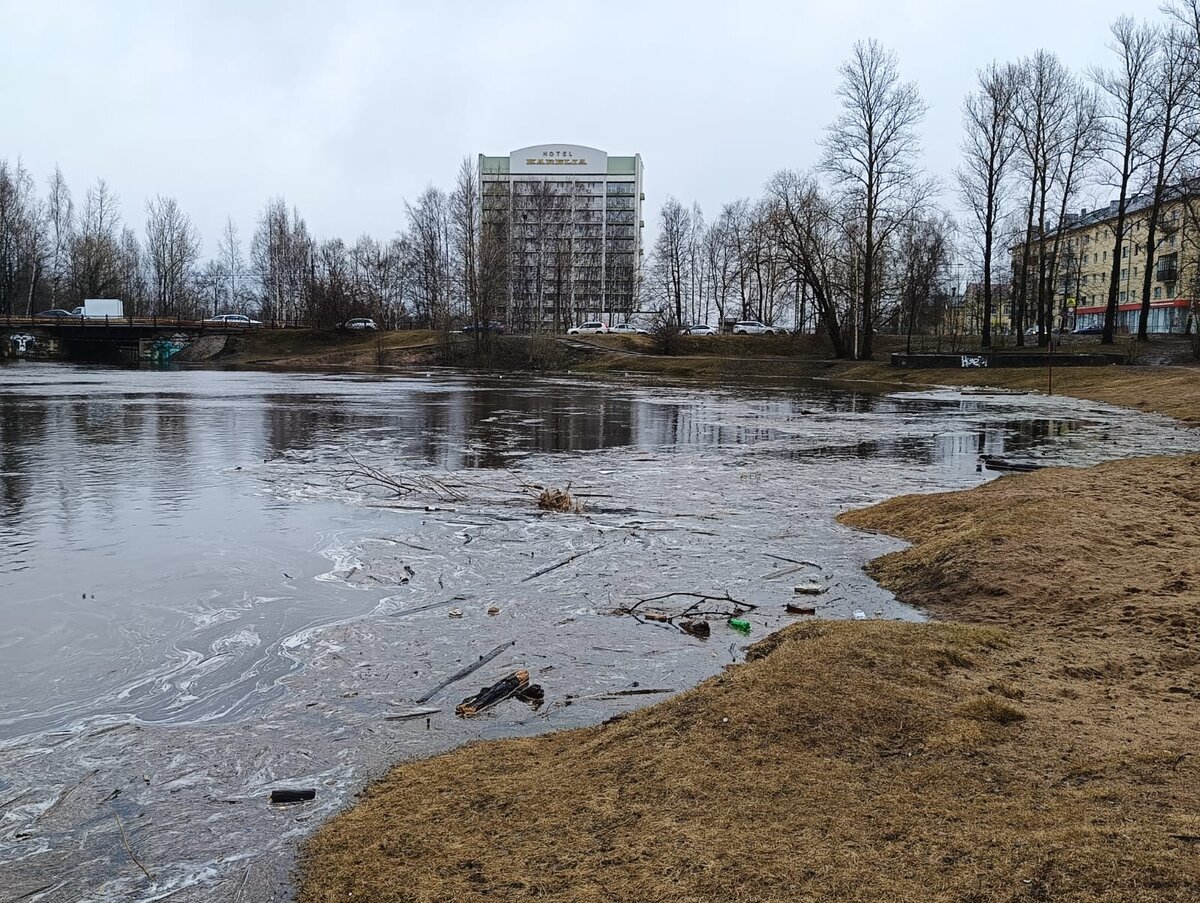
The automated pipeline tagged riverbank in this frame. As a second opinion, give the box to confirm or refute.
[198,329,1200,425]
[299,450,1200,903]
[835,361,1200,427]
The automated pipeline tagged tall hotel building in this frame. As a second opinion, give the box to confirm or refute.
[478,144,644,330]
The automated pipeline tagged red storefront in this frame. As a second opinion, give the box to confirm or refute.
[1073,298,1194,334]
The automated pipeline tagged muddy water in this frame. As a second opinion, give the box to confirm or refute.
[1,362,1195,901]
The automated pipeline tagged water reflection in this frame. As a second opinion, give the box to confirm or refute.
[0,365,1132,556]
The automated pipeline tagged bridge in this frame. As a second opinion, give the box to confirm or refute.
[1,316,304,363]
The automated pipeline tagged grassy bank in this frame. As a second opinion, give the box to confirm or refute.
[212,328,443,369]
[836,361,1200,427]
[198,327,1200,428]
[299,445,1200,901]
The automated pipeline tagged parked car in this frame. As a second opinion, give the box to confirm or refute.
[462,321,505,334]
[342,317,378,331]
[610,323,649,336]
[36,309,75,318]
[1071,324,1104,335]
[568,321,609,335]
[205,314,263,326]
[732,320,778,335]
[685,324,718,336]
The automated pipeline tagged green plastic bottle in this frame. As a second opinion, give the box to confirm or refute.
[727,617,751,634]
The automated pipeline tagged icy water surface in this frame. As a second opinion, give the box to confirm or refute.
[1,362,1195,901]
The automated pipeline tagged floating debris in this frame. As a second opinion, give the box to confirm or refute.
[793,582,826,596]
[457,670,535,717]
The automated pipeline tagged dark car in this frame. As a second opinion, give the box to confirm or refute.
[1071,325,1104,335]
[462,321,505,334]
[36,309,75,318]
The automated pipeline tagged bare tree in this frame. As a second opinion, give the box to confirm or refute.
[250,198,313,324]
[45,166,73,311]
[957,62,1020,346]
[1137,24,1197,339]
[450,158,484,348]
[822,39,931,359]
[1045,86,1104,336]
[218,217,246,313]
[1091,17,1158,344]
[404,186,453,330]
[704,206,739,332]
[768,170,850,357]
[145,195,201,317]
[896,209,955,352]
[117,227,146,314]
[650,196,691,326]
[1011,51,1074,344]
[70,178,123,303]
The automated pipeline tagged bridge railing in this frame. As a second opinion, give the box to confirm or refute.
[2,314,314,330]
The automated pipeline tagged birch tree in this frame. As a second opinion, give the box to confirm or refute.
[145,195,201,317]
[1137,24,1197,339]
[957,62,1019,346]
[822,40,931,359]
[1091,17,1157,344]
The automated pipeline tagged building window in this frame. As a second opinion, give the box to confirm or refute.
[1154,287,1162,299]
[1132,266,1138,277]
[1122,246,1128,258]
[1120,291,1127,302]
[1121,268,1127,280]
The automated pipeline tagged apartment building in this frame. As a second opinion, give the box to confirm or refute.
[478,144,644,330]
[1013,188,1197,334]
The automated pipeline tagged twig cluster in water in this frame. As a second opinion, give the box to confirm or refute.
[536,483,582,513]
[615,591,757,623]
[337,454,466,502]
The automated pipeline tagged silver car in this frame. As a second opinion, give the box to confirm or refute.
[568,321,610,335]
[732,320,777,335]
[205,314,263,327]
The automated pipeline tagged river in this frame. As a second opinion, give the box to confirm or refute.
[1,362,1195,901]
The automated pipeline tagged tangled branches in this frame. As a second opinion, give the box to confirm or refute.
[614,591,757,623]
[338,455,467,502]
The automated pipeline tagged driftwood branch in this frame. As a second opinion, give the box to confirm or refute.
[521,546,601,582]
[415,640,516,704]
[113,810,154,882]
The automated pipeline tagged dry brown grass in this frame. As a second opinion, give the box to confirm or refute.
[535,485,581,513]
[839,362,1200,426]
[217,329,441,368]
[299,453,1200,902]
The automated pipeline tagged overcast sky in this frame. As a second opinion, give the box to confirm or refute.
[0,0,1157,255]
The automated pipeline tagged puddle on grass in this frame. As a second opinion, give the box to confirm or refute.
[1,363,1196,901]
